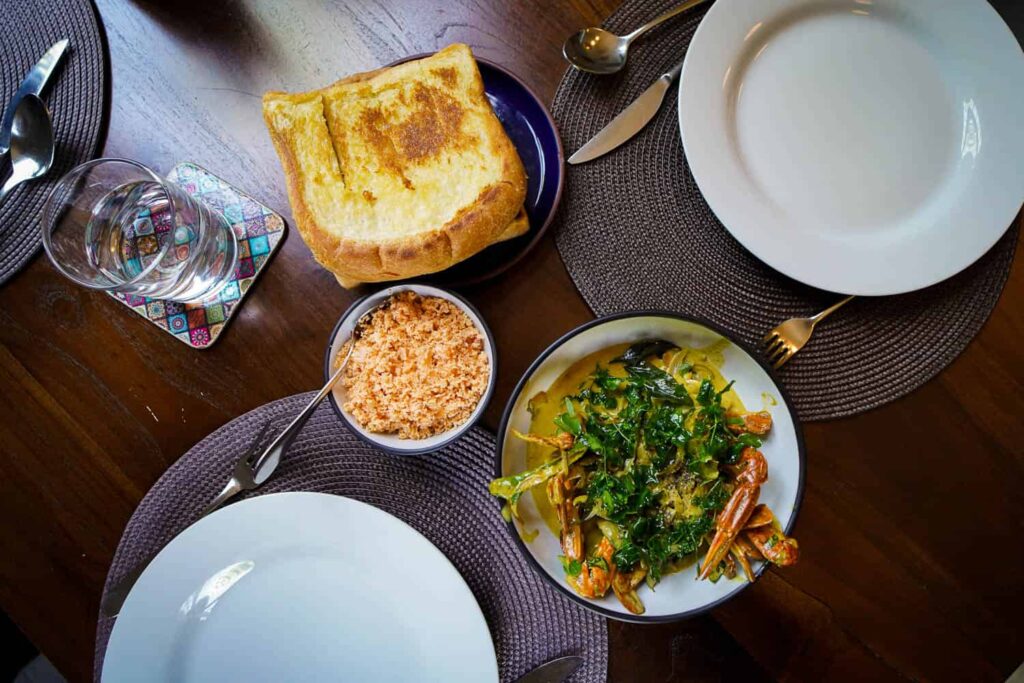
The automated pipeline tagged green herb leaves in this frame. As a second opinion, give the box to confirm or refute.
[586,467,657,522]
[490,342,771,592]
[622,362,694,406]
[612,513,716,581]
[644,405,690,469]
[559,556,583,576]
[613,339,679,366]
[553,397,582,436]
[614,340,693,407]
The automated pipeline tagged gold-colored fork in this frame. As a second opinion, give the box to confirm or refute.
[763,296,855,369]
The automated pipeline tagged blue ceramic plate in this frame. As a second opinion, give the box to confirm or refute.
[388,54,564,287]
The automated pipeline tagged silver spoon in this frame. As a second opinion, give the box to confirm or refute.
[563,0,709,75]
[0,94,55,207]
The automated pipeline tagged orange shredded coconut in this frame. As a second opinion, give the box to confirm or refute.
[338,291,489,439]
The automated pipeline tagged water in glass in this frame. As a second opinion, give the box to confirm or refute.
[43,159,238,302]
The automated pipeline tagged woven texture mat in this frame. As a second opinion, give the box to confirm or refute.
[95,393,607,682]
[552,0,1019,421]
[0,0,107,285]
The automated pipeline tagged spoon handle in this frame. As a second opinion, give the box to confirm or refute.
[0,172,20,208]
[625,0,709,42]
[249,351,351,484]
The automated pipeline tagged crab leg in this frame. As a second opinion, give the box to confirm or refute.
[612,566,647,615]
[572,537,615,598]
[732,534,763,562]
[730,545,756,582]
[743,503,774,530]
[727,411,773,436]
[547,466,583,561]
[698,447,768,580]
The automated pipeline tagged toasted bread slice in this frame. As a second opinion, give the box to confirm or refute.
[263,44,527,287]
[493,208,529,243]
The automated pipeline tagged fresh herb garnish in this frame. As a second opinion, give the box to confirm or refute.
[559,556,583,576]
[492,342,767,593]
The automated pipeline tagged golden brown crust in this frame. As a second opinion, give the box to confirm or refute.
[262,44,527,287]
[494,208,530,243]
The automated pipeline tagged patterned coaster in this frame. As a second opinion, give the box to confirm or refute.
[108,163,285,348]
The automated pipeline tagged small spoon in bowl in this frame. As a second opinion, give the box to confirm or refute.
[0,94,55,208]
[563,0,708,75]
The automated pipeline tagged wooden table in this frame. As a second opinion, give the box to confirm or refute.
[2,1,1021,681]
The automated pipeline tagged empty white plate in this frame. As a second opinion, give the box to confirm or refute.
[679,0,1024,295]
[103,492,498,682]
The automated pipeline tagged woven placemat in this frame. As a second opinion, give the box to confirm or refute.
[95,393,607,682]
[0,0,107,286]
[551,0,1019,421]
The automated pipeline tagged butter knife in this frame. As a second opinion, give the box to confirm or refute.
[568,60,683,165]
[514,656,583,683]
[0,39,69,157]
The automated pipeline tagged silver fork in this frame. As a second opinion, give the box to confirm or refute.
[100,420,276,618]
[100,300,386,618]
[763,295,855,369]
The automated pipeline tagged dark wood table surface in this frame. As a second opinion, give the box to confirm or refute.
[2,1,1022,681]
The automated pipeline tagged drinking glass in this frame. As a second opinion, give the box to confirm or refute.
[42,159,238,302]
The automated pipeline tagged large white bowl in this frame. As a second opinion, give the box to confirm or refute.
[495,312,805,622]
[324,284,497,455]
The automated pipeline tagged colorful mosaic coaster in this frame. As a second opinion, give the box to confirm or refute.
[108,163,286,349]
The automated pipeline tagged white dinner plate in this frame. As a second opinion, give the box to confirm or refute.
[497,313,804,621]
[103,492,498,682]
[679,0,1024,295]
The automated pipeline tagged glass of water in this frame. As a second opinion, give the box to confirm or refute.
[42,159,238,302]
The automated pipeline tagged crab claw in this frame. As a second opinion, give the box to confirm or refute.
[698,483,759,579]
[698,448,768,580]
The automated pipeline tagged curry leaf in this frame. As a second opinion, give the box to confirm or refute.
[613,339,680,366]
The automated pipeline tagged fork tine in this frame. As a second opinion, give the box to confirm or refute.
[765,337,786,359]
[773,347,794,369]
[244,420,276,463]
[762,329,780,345]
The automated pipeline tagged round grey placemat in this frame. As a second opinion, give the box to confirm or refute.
[0,0,107,285]
[551,0,1019,421]
[94,393,607,682]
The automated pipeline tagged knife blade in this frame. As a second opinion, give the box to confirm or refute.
[568,60,684,165]
[514,655,584,683]
[0,39,69,156]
